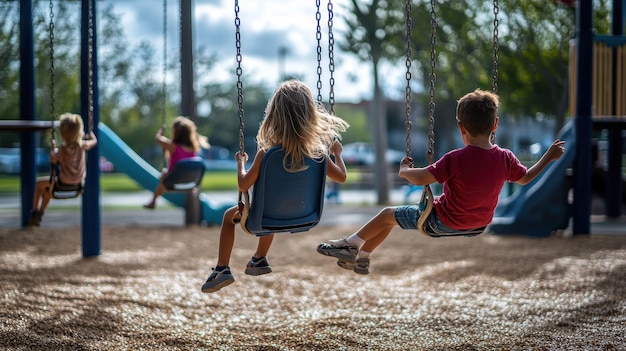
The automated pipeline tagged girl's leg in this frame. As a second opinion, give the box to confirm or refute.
[32,178,50,212]
[253,234,274,258]
[216,206,240,267]
[144,182,166,208]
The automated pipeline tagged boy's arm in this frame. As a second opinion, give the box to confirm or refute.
[516,139,566,185]
[397,156,437,186]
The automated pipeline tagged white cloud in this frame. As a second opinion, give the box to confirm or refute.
[101,0,410,102]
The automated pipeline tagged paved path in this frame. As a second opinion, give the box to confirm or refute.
[1,190,624,235]
[0,189,409,229]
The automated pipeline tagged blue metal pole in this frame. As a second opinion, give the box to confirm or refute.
[19,0,37,227]
[573,0,593,235]
[81,0,101,257]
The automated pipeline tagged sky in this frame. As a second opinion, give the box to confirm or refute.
[101,0,408,103]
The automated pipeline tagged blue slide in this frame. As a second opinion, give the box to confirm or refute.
[98,122,232,225]
[488,120,576,237]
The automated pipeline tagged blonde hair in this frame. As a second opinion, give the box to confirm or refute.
[256,80,349,172]
[58,113,84,146]
[170,116,209,153]
[456,89,499,137]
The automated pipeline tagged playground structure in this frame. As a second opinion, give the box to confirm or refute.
[3,0,625,257]
[490,3,626,236]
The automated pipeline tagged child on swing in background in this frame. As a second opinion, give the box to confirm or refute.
[30,113,97,226]
[317,88,566,274]
[201,79,350,293]
[143,116,208,209]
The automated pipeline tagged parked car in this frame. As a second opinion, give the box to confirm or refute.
[0,148,20,174]
[341,142,405,167]
[200,146,238,171]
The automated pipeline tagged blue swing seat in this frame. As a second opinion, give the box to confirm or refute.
[162,157,206,191]
[240,145,327,236]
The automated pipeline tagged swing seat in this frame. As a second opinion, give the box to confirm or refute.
[416,184,486,238]
[240,145,327,236]
[162,157,206,191]
[48,164,84,200]
[51,181,83,199]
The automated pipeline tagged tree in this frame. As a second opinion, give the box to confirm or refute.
[340,0,407,204]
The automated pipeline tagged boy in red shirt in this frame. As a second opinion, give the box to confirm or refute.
[317,89,566,274]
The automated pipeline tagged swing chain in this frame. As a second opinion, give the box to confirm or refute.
[87,0,95,135]
[327,0,335,115]
[491,0,499,144]
[403,0,412,161]
[48,0,56,144]
[492,0,499,94]
[427,0,437,164]
[315,0,323,104]
[235,0,245,154]
[161,0,168,132]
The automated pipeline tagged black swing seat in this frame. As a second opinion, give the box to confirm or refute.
[51,181,84,199]
[48,163,84,200]
[162,157,206,191]
[240,145,327,236]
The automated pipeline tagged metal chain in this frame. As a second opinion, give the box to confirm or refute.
[161,0,168,132]
[491,0,499,144]
[427,0,437,164]
[327,0,335,115]
[235,0,245,154]
[315,0,323,104]
[492,0,499,94]
[403,0,412,160]
[48,0,56,144]
[87,0,94,134]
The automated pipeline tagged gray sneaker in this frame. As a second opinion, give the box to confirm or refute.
[317,237,358,262]
[337,258,370,275]
[201,266,234,293]
[244,256,272,276]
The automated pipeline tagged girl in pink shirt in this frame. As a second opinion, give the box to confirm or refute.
[143,116,208,209]
[317,89,566,275]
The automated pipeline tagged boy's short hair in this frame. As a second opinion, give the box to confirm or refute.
[456,89,499,137]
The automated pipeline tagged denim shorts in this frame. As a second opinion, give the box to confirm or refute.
[394,205,484,237]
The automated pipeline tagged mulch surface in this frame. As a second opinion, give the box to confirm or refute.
[1,222,624,350]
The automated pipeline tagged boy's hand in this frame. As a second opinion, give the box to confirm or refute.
[544,139,566,162]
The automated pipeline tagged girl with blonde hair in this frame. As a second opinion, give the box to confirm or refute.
[30,113,97,226]
[201,79,349,293]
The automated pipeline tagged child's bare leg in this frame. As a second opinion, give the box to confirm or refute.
[354,207,398,250]
[144,182,166,208]
[32,179,50,212]
[253,234,274,258]
[38,190,53,215]
[216,206,239,266]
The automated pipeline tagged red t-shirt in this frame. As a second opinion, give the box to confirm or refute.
[426,145,527,230]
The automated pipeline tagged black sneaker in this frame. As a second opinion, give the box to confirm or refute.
[317,237,358,262]
[201,266,234,293]
[244,256,272,276]
[29,210,42,227]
